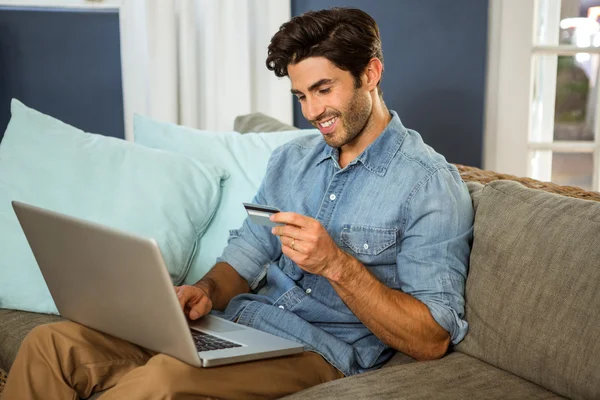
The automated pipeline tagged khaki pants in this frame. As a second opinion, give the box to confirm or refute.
[2,321,343,400]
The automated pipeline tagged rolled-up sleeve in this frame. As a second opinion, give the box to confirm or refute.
[217,151,284,290]
[397,167,474,344]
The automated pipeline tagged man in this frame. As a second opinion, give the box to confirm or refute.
[2,7,473,400]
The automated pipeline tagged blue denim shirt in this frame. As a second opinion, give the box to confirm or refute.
[215,111,474,376]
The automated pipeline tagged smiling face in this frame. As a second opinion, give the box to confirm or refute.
[288,57,373,149]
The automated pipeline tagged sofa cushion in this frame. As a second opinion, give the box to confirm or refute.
[381,351,415,368]
[234,112,297,133]
[466,181,484,212]
[281,352,564,400]
[0,100,228,314]
[456,180,600,400]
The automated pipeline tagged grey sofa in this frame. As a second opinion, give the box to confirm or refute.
[1,114,599,399]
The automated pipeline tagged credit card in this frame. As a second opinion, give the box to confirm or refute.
[243,203,284,228]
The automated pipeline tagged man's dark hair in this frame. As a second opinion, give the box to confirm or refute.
[266,7,384,95]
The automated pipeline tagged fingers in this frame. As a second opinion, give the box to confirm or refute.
[270,212,309,228]
[176,286,189,311]
[189,296,212,320]
[281,239,304,263]
[271,224,308,240]
[175,285,212,320]
[282,235,302,252]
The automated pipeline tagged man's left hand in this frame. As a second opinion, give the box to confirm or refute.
[270,212,346,279]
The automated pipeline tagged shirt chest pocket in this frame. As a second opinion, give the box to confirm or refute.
[340,225,398,284]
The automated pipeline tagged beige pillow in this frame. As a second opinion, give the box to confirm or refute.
[234,112,298,133]
[456,180,600,400]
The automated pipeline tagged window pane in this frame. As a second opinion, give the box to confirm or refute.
[552,152,594,189]
[530,151,594,190]
[531,54,598,142]
[537,0,600,45]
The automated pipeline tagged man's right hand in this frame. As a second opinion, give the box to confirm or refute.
[175,285,213,320]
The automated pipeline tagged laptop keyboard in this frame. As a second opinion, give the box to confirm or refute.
[191,329,242,352]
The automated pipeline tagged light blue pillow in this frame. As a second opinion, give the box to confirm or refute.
[0,99,228,314]
[134,114,318,284]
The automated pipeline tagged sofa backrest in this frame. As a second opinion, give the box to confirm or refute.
[456,180,600,400]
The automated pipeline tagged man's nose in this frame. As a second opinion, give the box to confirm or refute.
[304,96,325,122]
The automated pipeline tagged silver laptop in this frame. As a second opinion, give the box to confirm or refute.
[12,201,304,368]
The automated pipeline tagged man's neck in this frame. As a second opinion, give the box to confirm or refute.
[338,99,391,168]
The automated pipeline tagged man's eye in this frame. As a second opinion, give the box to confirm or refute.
[319,88,331,94]
[297,96,305,101]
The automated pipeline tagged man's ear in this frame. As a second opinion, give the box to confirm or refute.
[364,58,383,92]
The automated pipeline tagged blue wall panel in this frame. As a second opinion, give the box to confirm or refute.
[291,0,488,167]
[0,7,124,142]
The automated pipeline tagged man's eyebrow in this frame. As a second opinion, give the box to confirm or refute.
[290,79,336,95]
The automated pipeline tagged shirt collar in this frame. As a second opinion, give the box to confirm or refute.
[315,110,407,176]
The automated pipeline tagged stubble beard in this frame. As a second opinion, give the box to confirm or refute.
[323,89,372,149]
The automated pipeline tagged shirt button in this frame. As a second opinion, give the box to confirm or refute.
[329,194,336,201]
[305,288,312,294]
[363,243,369,250]
[278,305,285,309]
